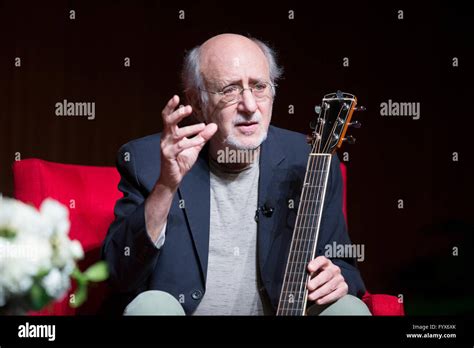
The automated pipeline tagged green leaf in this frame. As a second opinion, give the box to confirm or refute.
[70,282,88,308]
[83,261,109,282]
[68,262,109,309]
[71,267,87,284]
[37,268,50,278]
[0,226,16,240]
[29,283,51,311]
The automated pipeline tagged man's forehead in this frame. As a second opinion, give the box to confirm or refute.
[201,50,269,85]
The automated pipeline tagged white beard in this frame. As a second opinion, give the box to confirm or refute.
[224,111,269,150]
[224,128,268,150]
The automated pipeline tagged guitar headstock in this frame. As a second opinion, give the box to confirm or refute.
[308,90,364,154]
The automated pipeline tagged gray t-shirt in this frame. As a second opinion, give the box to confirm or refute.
[192,155,269,315]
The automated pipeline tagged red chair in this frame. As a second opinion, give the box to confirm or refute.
[12,158,404,316]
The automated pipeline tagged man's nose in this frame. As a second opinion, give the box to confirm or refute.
[238,89,258,114]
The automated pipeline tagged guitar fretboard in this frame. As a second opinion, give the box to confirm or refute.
[276,153,331,316]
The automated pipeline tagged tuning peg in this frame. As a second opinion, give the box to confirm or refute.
[354,106,366,112]
[348,120,361,128]
[310,117,324,129]
[343,135,356,144]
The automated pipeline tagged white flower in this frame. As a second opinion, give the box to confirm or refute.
[0,197,45,238]
[51,234,74,268]
[0,236,50,298]
[70,240,84,260]
[17,234,53,271]
[40,198,70,236]
[0,242,35,295]
[0,197,80,308]
[63,260,75,276]
[41,268,69,299]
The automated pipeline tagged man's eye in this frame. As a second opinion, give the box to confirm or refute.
[254,83,268,91]
[222,85,240,95]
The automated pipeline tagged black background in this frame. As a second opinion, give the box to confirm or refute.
[0,0,472,315]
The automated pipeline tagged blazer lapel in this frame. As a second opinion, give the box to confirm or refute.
[258,127,286,273]
[177,146,210,283]
[177,128,287,284]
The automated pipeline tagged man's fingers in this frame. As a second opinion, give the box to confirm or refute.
[199,123,218,142]
[166,105,193,126]
[175,137,204,153]
[307,256,330,274]
[314,282,348,305]
[170,123,218,156]
[307,269,332,292]
[161,95,194,128]
[307,274,343,301]
[171,123,217,156]
[162,95,180,120]
[175,123,206,139]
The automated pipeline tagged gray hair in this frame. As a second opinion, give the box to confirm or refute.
[181,36,283,108]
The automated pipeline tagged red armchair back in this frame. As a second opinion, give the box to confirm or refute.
[13,159,121,315]
[12,158,403,316]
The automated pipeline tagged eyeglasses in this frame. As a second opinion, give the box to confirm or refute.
[201,81,276,104]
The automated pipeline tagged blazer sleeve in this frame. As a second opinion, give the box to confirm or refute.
[101,142,161,293]
[317,154,366,298]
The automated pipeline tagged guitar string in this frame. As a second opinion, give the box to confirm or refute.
[277,117,319,315]
[281,100,332,314]
[278,96,351,314]
[302,102,346,312]
[295,154,329,314]
[292,141,325,314]
[287,147,322,314]
[289,101,332,314]
[277,141,318,314]
[279,104,328,314]
[300,100,349,313]
[283,105,327,315]
[280,98,348,314]
[301,154,330,313]
[322,99,350,154]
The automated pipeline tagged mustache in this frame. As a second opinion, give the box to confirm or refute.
[232,113,262,125]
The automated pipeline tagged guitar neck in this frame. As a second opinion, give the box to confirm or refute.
[276,153,332,316]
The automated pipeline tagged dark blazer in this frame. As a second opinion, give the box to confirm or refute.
[101,125,366,315]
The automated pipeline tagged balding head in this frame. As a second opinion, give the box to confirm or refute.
[181,34,282,155]
[182,33,282,108]
[199,34,269,87]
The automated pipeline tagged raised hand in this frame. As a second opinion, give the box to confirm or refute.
[144,95,217,243]
[159,95,217,189]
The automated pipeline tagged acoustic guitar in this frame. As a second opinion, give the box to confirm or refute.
[276,91,364,315]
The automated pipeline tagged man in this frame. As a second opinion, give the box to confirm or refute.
[102,33,370,316]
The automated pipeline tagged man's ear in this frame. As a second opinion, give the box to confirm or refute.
[185,90,204,123]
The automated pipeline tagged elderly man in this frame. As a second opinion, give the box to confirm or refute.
[102,33,370,316]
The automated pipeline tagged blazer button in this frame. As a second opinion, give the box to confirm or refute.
[191,289,203,300]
